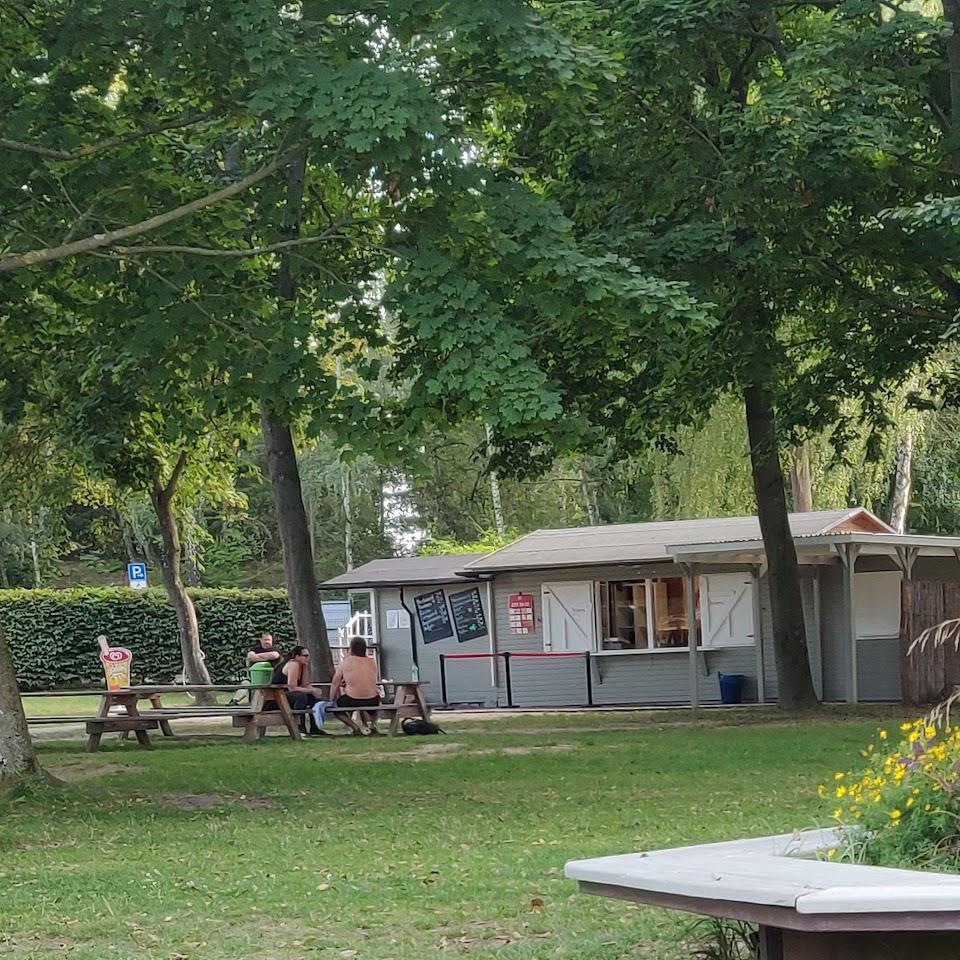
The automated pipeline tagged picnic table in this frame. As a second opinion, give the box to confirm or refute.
[565,828,960,959]
[23,680,431,751]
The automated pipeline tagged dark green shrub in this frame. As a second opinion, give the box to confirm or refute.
[0,588,296,689]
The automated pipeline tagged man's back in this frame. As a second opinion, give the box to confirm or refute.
[341,654,378,699]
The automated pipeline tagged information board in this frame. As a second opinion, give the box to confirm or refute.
[415,589,454,644]
[508,593,535,635]
[449,587,488,642]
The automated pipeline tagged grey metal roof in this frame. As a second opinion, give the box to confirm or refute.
[461,509,891,574]
[321,553,481,589]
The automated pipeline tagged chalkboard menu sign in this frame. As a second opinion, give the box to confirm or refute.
[449,587,487,642]
[415,589,454,644]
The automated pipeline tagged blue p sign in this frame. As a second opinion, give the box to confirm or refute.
[127,563,147,590]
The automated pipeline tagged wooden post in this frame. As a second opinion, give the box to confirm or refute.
[758,926,783,960]
[752,565,765,704]
[682,564,699,709]
[839,543,862,703]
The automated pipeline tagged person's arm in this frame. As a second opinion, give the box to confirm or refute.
[328,664,344,700]
[247,648,281,664]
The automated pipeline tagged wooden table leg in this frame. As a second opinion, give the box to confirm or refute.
[134,729,152,747]
[87,694,112,752]
[413,685,431,721]
[387,684,407,737]
[274,690,301,742]
[149,694,175,737]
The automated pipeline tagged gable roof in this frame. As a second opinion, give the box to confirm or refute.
[461,508,892,574]
[322,553,480,589]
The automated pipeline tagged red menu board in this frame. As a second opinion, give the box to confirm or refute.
[508,593,535,635]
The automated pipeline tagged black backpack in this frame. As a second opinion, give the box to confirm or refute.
[402,717,445,736]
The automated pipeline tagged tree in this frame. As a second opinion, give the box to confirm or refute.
[390,0,960,709]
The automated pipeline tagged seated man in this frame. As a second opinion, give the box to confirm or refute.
[247,632,281,668]
[227,632,282,705]
[329,637,381,734]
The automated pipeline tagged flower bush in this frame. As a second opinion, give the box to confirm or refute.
[823,718,960,871]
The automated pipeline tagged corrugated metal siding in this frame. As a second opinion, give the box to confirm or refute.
[376,585,496,706]
[857,637,901,701]
[820,566,849,702]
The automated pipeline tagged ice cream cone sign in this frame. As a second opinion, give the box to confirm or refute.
[97,635,133,690]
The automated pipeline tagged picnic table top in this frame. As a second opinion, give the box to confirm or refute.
[565,829,960,929]
[23,679,427,697]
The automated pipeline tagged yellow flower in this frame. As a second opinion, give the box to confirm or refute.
[925,725,937,740]
[879,730,888,740]
[826,848,837,858]
[832,808,843,819]
[817,784,826,799]
[834,772,845,781]
[891,809,902,821]
[901,722,913,732]
[909,732,920,743]
[836,786,848,798]
[906,797,915,808]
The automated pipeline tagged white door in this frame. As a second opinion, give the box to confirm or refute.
[542,581,594,652]
[700,574,754,648]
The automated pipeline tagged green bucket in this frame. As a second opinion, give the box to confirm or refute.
[249,662,274,688]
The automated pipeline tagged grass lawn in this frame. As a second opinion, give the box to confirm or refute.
[0,711,897,960]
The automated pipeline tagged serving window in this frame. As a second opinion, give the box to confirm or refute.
[599,577,700,650]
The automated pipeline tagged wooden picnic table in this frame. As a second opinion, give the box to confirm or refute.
[23,680,431,750]
[234,680,432,740]
[86,684,300,752]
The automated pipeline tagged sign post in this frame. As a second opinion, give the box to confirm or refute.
[127,562,147,590]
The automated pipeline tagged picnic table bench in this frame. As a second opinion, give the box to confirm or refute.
[22,680,431,752]
[565,828,960,959]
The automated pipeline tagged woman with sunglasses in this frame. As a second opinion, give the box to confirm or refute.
[272,646,325,736]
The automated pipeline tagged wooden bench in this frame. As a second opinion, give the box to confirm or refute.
[565,828,960,959]
[232,681,431,740]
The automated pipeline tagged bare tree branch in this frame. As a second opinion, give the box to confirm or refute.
[0,110,217,161]
[0,148,302,273]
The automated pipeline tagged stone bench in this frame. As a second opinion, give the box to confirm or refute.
[565,828,960,959]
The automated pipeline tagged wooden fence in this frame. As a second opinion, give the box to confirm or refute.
[900,580,960,706]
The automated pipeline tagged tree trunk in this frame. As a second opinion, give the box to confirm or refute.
[744,383,819,710]
[485,423,507,536]
[261,141,333,680]
[889,426,914,535]
[150,456,212,693]
[260,409,333,679]
[579,457,601,526]
[0,627,40,788]
[342,465,354,570]
[789,444,813,512]
[943,0,960,151]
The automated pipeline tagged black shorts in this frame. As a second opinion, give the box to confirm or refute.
[336,694,380,709]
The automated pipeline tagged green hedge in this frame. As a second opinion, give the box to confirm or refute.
[0,588,297,690]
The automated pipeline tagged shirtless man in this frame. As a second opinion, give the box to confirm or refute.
[329,637,380,734]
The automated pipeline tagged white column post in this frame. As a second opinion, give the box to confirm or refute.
[682,563,700,709]
[751,565,766,704]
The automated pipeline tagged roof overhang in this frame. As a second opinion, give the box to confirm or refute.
[667,532,960,566]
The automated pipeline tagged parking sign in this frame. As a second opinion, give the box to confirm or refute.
[127,562,147,590]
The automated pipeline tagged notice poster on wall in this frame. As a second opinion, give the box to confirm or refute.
[415,590,455,644]
[449,587,488,642]
[508,593,535,635]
